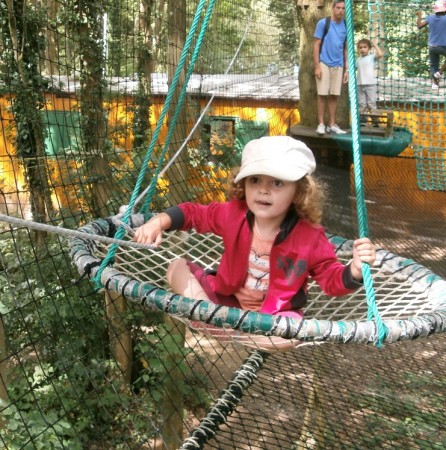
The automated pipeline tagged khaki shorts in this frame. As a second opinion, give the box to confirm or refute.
[316,62,343,96]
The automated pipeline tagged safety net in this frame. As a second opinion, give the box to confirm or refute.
[0,0,445,448]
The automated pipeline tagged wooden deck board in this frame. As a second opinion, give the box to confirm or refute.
[289,124,391,168]
[289,124,385,139]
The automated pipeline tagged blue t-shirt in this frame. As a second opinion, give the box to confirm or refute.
[314,18,347,67]
[426,14,446,46]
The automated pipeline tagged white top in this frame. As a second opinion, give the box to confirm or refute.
[356,54,377,85]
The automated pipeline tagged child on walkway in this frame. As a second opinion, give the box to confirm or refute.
[416,0,446,90]
[134,136,376,350]
[356,39,383,124]
[433,61,446,87]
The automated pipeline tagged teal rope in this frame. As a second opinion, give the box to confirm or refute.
[140,0,217,215]
[345,0,387,347]
[93,0,212,287]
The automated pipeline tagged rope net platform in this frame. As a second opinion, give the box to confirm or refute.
[0,0,445,448]
[70,213,446,347]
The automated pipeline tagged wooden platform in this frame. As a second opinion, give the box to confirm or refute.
[361,109,394,136]
[289,125,356,168]
[290,124,386,140]
[289,122,407,168]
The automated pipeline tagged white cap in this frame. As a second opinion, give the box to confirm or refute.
[433,0,446,13]
[234,136,316,184]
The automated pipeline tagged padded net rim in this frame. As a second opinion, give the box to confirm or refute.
[69,214,446,345]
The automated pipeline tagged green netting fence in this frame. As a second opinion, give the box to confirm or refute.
[0,0,445,449]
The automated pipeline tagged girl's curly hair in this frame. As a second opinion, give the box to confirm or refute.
[227,167,326,224]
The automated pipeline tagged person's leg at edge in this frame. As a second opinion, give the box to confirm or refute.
[367,85,379,126]
[435,53,446,79]
[326,66,344,131]
[429,47,440,76]
[327,95,339,128]
[429,47,440,87]
[358,86,367,125]
[315,62,329,134]
[317,95,327,127]
[358,86,366,109]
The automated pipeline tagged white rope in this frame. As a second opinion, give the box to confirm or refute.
[0,213,154,252]
[130,8,256,212]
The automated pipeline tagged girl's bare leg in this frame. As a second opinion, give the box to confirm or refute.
[167,258,301,352]
[166,258,210,300]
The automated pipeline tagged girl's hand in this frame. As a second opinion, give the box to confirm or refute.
[133,213,171,248]
[350,237,376,281]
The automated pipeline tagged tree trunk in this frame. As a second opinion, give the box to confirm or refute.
[158,3,188,447]
[133,0,155,150]
[104,291,133,389]
[0,315,8,429]
[165,0,189,206]
[78,0,115,218]
[45,0,59,76]
[5,0,54,252]
[160,314,186,450]
[297,0,349,128]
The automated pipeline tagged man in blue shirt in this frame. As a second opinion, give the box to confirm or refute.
[416,0,446,90]
[313,0,348,135]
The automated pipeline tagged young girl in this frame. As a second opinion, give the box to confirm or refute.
[134,136,376,349]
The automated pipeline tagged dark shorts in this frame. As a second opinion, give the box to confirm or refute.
[187,261,242,309]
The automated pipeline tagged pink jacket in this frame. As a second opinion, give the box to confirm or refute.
[165,200,361,318]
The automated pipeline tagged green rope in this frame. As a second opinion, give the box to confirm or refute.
[93,0,213,287]
[140,0,217,215]
[345,0,387,347]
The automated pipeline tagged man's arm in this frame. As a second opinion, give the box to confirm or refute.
[416,10,427,29]
[314,38,322,79]
[343,44,349,83]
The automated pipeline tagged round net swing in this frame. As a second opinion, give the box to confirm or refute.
[69,211,446,348]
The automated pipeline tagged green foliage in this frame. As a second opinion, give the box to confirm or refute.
[1,400,81,450]
[0,226,210,447]
[131,318,211,412]
[107,0,137,77]
[351,2,369,37]
[269,0,299,68]
[0,231,117,446]
[0,0,48,162]
[193,0,269,74]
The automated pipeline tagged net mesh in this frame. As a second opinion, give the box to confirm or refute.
[0,0,445,448]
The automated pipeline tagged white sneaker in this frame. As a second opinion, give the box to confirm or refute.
[328,124,347,134]
[433,71,442,80]
[316,123,325,135]
[432,82,439,90]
